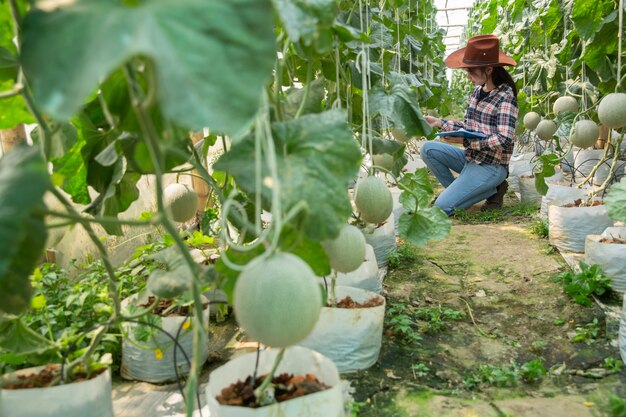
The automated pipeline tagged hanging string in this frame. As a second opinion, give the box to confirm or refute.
[617,0,624,92]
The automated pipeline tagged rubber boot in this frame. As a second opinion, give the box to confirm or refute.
[481,180,508,211]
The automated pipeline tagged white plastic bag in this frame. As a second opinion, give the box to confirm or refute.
[297,286,386,373]
[508,152,535,193]
[121,293,209,383]
[620,293,626,364]
[585,226,626,293]
[361,213,396,268]
[518,176,542,205]
[540,184,589,220]
[332,244,381,293]
[205,346,345,417]
[548,203,614,253]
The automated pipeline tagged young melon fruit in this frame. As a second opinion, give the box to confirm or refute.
[354,176,393,224]
[323,224,367,273]
[523,112,541,131]
[147,269,190,299]
[163,183,198,223]
[391,128,410,143]
[233,253,322,348]
[598,93,626,129]
[535,119,557,141]
[553,96,578,115]
[570,120,599,149]
[372,153,394,171]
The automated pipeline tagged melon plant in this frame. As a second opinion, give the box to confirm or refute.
[570,120,599,149]
[354,176,393,224]
[372,153,394,170]
[553,96,578,115]
[233,252,322,348]
[523,112,541,131]
[322,224,367,273]
[163,183,198,223]
[147,269,190,299]
[535,119,557,141]
[598,93,626,129]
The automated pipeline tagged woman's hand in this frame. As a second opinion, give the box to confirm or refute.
[424,115,442,128]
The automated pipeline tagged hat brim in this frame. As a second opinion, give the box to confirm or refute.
[445,48,517,68]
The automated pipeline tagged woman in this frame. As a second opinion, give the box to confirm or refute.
[422,34,518,215]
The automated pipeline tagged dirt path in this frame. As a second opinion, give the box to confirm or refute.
[347,210,625,417]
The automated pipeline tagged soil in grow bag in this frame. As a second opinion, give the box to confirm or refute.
[599,237,626,244]
[330,296,384,309]
[216,372,330,407]
[138,296,208,316]
[562,199,603,208]
[2,365,106,389]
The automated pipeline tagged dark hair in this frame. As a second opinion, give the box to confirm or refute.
[492,66,517,97]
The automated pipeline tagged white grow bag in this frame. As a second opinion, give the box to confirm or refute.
[518,176,542,205]
[121,293,209,383]
[540,184,589,221]
[298,286,386,373]
[508,152,535,193]
[0,366,113,417]
[332,244,381,293]
[585,226,626,293]
[361,212,396,268]
[548,202,614,253]
[620,293,626,364]
[205,346,344,417]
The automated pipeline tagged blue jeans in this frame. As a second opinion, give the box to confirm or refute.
[420,141,507,215]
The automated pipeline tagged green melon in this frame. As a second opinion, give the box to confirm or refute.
[323,224,367,273]
[147,269,190,299]
[372,153,394,171]
[233,253,322,347]
[163,183,198,223]
[391,128,411,143]
[598,93,626,129]
[354,176,393,224]
[535,119,557,141]
[553,96,578,115]
[570,120,599,149]
[523,112,541,131]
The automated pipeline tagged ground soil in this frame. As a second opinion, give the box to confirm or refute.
[332,295,385,308]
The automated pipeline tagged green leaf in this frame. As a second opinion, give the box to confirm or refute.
[534,174,549,196]
[30,121,78,160]
[0,144,50,314]
[0,80,36,129]
[279,227,331,277]
[398,207,451,248]
[21,0,276,135]
[333,20,370,43]
[0,318,57,355]
[281,78,326,119]
[215,109,362,241]
[273,0,336,45]
[571,0,606,39]
[398,169,435,210]
[605,178,626,222]
[50,132,90,205]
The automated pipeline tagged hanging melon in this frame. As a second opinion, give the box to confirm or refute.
[233,252,322,348]
[147,270,190,299]
[323,224,367,273]
[354,176,393,224]
[372,153,394,171]
[535,120,557,141]
[553,96,578,115]
[163,183,198,223]
[391,128,411,143]
[598,93,626,129]
[570,120,599,149]
[523,112,541,131]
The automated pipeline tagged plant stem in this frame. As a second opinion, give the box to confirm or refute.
[0,86,23,98]
[253,348,286,405]
[294,59,314,119]
[42,209,155,227]
[125,63,206,417]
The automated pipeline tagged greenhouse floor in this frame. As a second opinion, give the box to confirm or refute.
[111,173,625,417]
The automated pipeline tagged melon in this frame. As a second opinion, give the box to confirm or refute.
[372,153,394,171]
[598,93,626,129]
[391,128,411,143]
[570,120,599,149]
[354,176,393,224]
[233,253,322,347]
[553,96,578,115]
[535,119,557,141]
[323,224,367,273]
[163,183,198,223]
[147,269,190,299]
[523,112,541,131]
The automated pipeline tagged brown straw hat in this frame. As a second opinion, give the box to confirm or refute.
[445,34,516,68]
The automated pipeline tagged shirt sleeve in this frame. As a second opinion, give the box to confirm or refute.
[440,119,465,131]
[465,93,518,151]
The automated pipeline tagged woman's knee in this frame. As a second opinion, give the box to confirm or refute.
[419,141,440,163]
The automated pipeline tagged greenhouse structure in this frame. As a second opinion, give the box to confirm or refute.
[0,0,625,416]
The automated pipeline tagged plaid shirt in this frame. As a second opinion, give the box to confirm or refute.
[441,84,518,166]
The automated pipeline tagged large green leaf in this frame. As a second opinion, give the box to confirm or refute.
[273,0,336,45]
[398,208,451,248]
[21,0,276,135]
[0,80,36,129]
[605,178,626,222]
[30,121,78,160]
[571,0,607,39]
[0,317,57,355]
[215,109,362,241]
[0,144,50,314]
